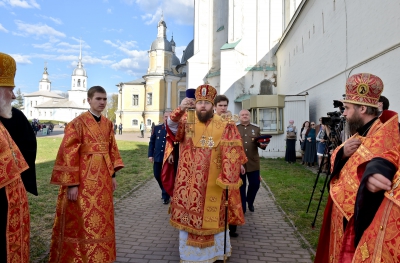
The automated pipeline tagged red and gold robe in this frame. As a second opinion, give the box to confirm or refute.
[315,111,400,263]
[49,111,124,263]
[0,121,30,263]
[168,108,247,248]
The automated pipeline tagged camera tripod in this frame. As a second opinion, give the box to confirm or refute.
[306,138,332,228]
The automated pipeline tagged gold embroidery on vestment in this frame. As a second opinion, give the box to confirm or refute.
[360,242,369,261]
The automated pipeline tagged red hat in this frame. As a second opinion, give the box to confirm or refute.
[195,84,217,105]
[342,73,383,108]
[256,135,272,144]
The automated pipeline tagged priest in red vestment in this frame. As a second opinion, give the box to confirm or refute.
[49,86,124,263]
[167,84,247,263]
[315,73,400,262]
[0,52,31,263]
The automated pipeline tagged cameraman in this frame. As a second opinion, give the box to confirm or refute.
[315,73,400,262]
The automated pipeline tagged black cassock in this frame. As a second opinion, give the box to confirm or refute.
[0,107,38,261]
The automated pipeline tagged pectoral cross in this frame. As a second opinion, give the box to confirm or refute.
[200,135,207,149]
[207,136,215,148]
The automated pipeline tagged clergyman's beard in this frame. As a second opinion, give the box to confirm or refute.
[0,93,12,119]
[196,108,213,123]
[345,114,364,135]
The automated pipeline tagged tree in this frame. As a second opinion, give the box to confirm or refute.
[107,94,118,123]
[13,88,24,109]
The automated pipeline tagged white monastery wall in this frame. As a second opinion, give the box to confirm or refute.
[276,0,400,121]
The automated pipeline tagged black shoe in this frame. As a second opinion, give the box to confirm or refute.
[229,232,239,237]
[248,205,254,212]
[163,199,170,205]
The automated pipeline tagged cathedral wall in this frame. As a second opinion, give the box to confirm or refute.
[276,0,400,121]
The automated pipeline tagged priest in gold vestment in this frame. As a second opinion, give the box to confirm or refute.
[0,52,31,263]
[49,86,124,263]
[167,84,247,263]
[315,73,400,262]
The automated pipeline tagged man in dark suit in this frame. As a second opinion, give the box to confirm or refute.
[237,109,267,213]
[148,111,170,204]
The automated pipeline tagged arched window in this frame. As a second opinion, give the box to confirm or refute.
[83,99,85,105]
[260,79,273,95]
[77,79,81,87]
[132,119,138,126]
[147,119,152,126]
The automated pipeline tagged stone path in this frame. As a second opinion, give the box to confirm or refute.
[114,179,313,263]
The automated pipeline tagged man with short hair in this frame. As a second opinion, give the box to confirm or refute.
[378,95,389,112]
[167,84,247,263]
[315,73,400,262]
[49,86,124,263]
[148,111,171,204]
[237,109,267,213]
[214,94,229,115]
[0,52,31,263]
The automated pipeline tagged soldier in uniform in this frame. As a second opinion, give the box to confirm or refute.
[237,109,267,213]
[148,111,170,204]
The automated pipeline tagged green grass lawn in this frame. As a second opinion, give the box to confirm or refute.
[260,158,328,253]
[29,138,153,262]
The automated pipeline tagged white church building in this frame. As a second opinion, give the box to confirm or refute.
[23,49,89,123]
[183,0,400,157]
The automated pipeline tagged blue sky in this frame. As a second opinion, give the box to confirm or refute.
[0,0,194,95]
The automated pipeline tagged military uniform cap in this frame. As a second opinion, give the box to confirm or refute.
[342,73,383,108]
[0,52,16,87]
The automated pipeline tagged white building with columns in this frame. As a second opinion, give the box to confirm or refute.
[23,49,89,123]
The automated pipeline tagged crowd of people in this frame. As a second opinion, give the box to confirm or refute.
[2,47,400,263]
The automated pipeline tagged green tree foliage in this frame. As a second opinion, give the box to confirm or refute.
[13,88,24,109]
[107,94,118,123]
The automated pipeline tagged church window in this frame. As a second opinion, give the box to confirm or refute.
[147,93,152,105]
[50,112,52,117]
[132,95,139,106]
[132,119,138,126]
[75,113,78,117]
[77,79,81,87]
[83,99,85,105]
[179,90,186,104]
[73,80,75,87]
[147,119,152,126]
[260,79,273,95]
[83,80,86,87]
[35,101,37,106]
[30,101,32,107]
[47,84,49,90]
[39,111,41,116]
[45,112,46,117]
[30,111,32,116]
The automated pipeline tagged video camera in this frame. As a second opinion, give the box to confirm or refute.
[321,100,344,128]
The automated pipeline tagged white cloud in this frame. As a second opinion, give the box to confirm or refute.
[135,0,193,25]
[10,53,32,64]
[14,20,65,37]
[104,40,138,55]
[107,8,112,14]
[175,45,186,61]
[36,14,63,25]
[0,23,8,33]
[8,0,40,9]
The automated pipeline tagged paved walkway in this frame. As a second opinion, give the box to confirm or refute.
[114,179,313,263]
